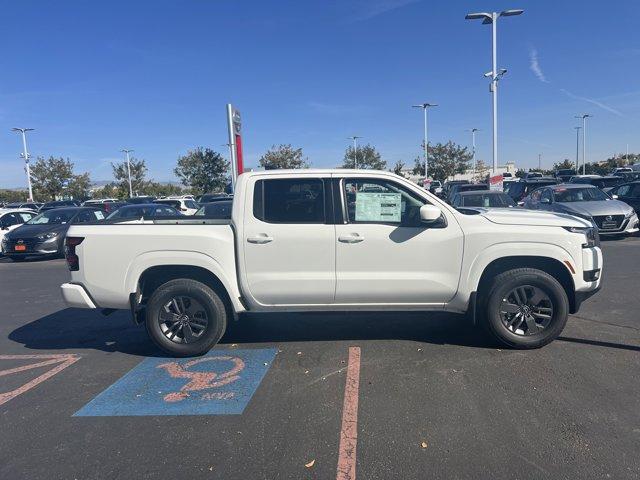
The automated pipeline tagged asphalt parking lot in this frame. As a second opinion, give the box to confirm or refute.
[1,238,639,480]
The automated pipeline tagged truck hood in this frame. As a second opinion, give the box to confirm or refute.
[478,208,592,228]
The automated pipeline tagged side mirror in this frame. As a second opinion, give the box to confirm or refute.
[540,198,551,205]
[0,225,7,231]
[420,204,442,223]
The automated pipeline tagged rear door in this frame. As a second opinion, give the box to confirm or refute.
[242,175,335,305]
[334,176,463,305]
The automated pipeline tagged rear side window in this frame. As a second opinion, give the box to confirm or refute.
[253,179,325,223]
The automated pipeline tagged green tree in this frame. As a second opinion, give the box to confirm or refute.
[90,183,120,200]
[473,160,489,182]
[515,169,526,178]
[412,156,425,176]
[30,156,91,201]
[553,159,576,171]
[0,189,28,203]
[391,160,406,176]
[174,147,229,194]
[427,141,472,182]
[259,144,309,169]
[342,144,386,170]
[145,182,185,197]
[112,157,148,197]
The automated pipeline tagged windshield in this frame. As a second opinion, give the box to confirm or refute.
[554,188,609,202]
[107,205,177,219]
[26,210,75,225]
[461,193,516,207]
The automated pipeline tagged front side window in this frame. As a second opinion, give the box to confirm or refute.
[343,178,426,226]
[253,178,325,223]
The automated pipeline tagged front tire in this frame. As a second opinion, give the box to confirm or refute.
[482,268,569,349]
[145,279,228,357]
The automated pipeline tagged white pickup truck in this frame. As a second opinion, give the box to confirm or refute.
[60,170,602,356]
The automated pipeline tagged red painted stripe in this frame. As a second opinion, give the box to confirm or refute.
[336,346,361,480]
[0,354,80,406]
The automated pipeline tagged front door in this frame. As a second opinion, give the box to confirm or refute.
[242,176,335,306]
[334,177,464,305]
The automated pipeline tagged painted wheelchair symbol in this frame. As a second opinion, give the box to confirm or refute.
[157,356,245,402]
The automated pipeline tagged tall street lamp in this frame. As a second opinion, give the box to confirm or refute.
[120,149,134,197]
[412,103,437,179]
[574,126,581,172]
[12,128,35,201]
[347,136,362,169]
[574,114,591,174]
[466,9,524,173]
[467,128,480,175]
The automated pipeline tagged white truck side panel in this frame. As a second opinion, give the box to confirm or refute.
[68,224,242,310]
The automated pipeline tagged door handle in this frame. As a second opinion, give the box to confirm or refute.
[338,233,364,243]
[247,234,273,244]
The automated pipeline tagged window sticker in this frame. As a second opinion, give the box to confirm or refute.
[94,211,105,220]
[355,192,402,222]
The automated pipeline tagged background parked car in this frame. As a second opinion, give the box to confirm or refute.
[523,184,639,236]
[569,175,625,190]
[0,210,38,252]
[3,201,42,211]
[450,190,518,209]
[555,168,576,182]
[440,180,469,199]
[194,199,233,219]
[153,198,199,215]
[446,183,489,203]
[504,178,558,205]
[1,207,105,260]
[106,204,180,221]
[197,193,231,203]
[428,180,443,195]
[40,200,81,212]
[608,181,640,214]
[126,196,157,204]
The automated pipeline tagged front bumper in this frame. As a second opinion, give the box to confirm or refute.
[1,237,61,256]
[595,214,639,236]
[61,283,97,309]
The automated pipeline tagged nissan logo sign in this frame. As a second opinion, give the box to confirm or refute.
[605,215,613,221]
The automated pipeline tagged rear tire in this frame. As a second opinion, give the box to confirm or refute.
[145,279,228,357]
[481,268,568,349]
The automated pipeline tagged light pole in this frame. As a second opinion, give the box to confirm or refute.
[412,103,437,179]
[11,128,35,201]
[347,136,362,169]
[538,153,542,170]
[466,9,524,173]
[467,128,480,175]
[120,149,134,197]
[574,126,581,172]
[574,114,591,174]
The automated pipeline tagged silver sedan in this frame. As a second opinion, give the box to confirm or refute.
[523,184,639,236]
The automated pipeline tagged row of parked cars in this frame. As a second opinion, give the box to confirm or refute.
[0,193,233,261]
[430,172,640,238]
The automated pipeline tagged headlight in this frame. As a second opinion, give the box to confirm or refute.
[563,226,600,248]
[625,210,635,218]
[37,232,59,241]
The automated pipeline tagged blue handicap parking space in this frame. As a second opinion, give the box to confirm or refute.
[75,348,277,416]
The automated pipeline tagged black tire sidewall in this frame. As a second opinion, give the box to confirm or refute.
[145,279,227,357]
[485,270,568,349]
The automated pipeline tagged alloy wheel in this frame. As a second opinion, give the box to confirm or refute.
[499,285,554,336]
[158,295,209,344]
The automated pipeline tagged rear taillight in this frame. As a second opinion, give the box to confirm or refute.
[65,236,84,271]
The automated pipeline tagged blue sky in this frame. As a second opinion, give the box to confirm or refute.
[1,0,640,188]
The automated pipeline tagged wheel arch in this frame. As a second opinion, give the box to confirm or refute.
[477,256,576,313]
[125,251,245,321]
